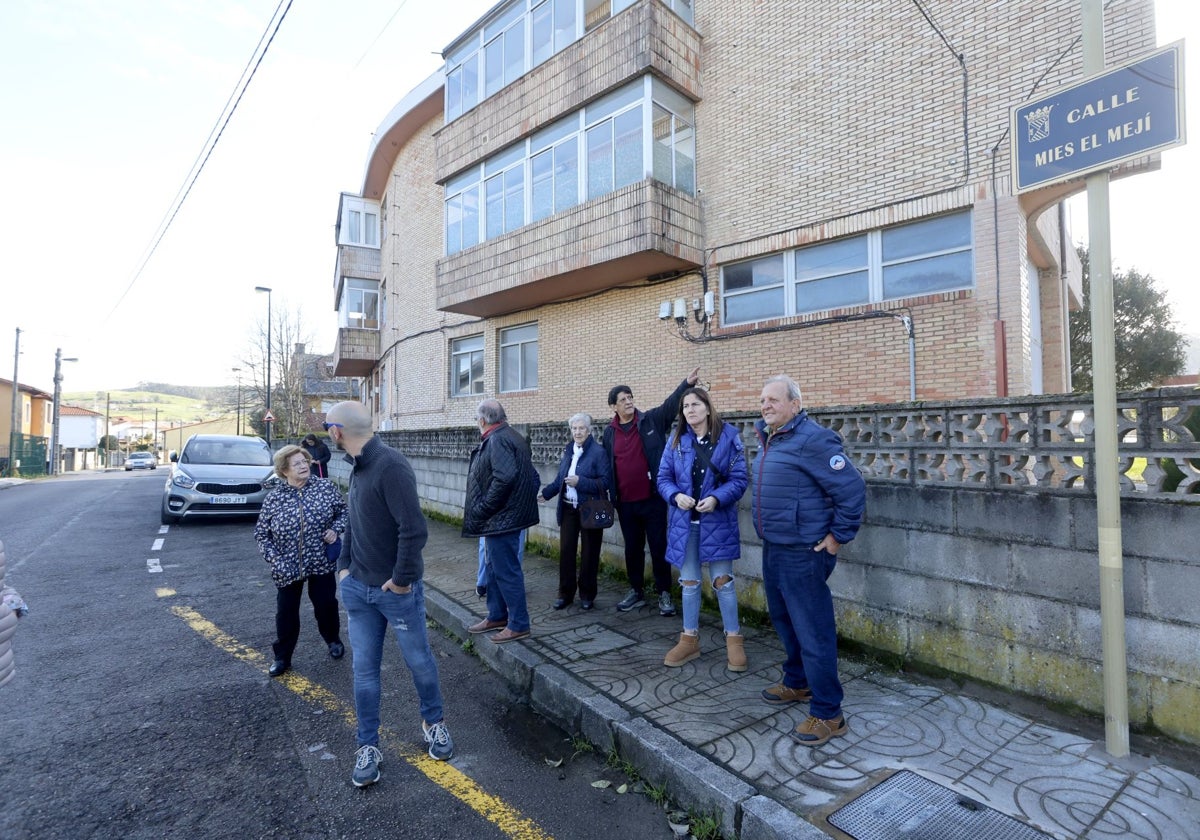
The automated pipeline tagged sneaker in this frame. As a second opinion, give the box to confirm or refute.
[790,714,848,747]
[760,683,813,705]
[658,591,676,617]
[423,720,454,761]
[616,589,645,611]
[352,744,382,787]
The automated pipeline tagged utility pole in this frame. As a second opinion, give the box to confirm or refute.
[104,393,111,469]
[50,348,78,476]
[7,327,19,477]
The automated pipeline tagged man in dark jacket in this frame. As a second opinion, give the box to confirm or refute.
[602,367,699,616]
[462,399,540,643]
[752,375,865,748]
[327,400,453,789]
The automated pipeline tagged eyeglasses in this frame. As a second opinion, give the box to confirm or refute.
[322,422,343,432]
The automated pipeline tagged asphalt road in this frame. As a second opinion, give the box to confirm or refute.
[0,471,672,840]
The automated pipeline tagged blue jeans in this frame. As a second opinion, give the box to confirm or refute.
[477,531,524,587]
[340,575,445,747]
[679,523,739,634]
[482,531,530,633]
[762,541,843,720]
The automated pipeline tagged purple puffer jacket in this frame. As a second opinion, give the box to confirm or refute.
[656,422,748,567]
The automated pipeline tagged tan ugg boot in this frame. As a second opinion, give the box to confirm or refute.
[725,633,747,672]
[664,632,700,667]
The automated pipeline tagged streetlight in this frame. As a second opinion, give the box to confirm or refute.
[254,286,273,445]
[50,348,78,476]
[232,367,243,436]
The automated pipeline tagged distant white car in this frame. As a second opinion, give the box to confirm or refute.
[125,452,157,471]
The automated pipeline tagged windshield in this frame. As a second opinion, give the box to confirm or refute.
[182,440,272,467]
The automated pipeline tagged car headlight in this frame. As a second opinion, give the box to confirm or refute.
[171,470,196,490]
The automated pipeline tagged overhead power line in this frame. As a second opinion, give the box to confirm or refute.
[103,0,295,323]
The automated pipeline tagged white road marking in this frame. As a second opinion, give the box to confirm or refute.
[147,559,162,573]
[158,525,169,534]
[152,538,164,551]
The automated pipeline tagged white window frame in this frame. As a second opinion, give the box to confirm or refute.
[444,0,684,124]
[450,334,486,397]
[340,279,380,330]
[444,76,695,255]
[340,196,379,247]
[721,211,975,326]
[499,323,538,392]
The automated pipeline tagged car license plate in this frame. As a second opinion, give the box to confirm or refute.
[210,495,247,505]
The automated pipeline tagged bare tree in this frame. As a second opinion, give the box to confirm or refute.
[240,300,314,439]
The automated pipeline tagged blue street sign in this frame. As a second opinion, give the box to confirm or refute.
[1011,42,1185,194]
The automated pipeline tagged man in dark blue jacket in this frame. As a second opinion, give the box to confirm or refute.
[752,375,865,747]
[602,367,699,616]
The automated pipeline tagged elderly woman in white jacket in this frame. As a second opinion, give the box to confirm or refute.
[0,539,29,687]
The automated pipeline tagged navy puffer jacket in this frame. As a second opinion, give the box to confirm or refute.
[656,422,749,567]
[752,411,865,547]
[540,435,612,526]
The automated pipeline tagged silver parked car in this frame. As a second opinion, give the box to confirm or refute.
[125,452,157,471]
[161,434,274,525]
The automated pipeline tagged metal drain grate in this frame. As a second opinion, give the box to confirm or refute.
[827,770,1051,840]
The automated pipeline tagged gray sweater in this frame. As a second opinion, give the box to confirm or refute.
[338,436,428,587]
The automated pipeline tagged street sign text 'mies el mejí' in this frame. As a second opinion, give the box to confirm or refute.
[1011,42,1185,194]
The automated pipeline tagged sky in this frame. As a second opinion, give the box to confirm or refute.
[0,0,1196,398]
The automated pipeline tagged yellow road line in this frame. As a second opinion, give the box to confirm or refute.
[170,605,554,840]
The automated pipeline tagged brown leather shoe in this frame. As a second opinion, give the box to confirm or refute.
[790,714,848,746]
[491,628,531,643]
[760,682,812,704]
[467,618,506,634]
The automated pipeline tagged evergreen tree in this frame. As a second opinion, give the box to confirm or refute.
[1070,245,1186,392]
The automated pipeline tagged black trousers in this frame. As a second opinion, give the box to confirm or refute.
[615,496,672,596]
[558,504,603,601]
[273,571,341,662]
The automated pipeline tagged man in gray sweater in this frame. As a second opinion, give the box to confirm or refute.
[327,401,453,787]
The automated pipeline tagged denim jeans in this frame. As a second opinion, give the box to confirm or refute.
[482,530,530,633]
[679,523,739,634]
[340,575,445,747]
[477,531,524,588]
[761,540,843,720]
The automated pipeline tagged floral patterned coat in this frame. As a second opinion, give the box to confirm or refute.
[254,477,348,588]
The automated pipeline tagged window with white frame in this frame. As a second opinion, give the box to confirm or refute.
[445,0,682,124]
[340,197,379,247]
[445,76,695,254]
[721,211,974,325]
[499,324,538,392]
[450,334,485,396]
[341,279,380,329]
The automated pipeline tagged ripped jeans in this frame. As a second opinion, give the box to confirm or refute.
[341,575,445,747]
[679,523,740,635]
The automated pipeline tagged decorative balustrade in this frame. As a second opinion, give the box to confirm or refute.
[380,386,1200,499]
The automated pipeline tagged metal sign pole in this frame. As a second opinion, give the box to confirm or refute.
[1082,0,1129,758]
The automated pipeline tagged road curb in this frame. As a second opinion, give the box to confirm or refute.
[424,588,816,840]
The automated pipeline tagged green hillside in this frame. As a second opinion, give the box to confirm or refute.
[63,387,235,425]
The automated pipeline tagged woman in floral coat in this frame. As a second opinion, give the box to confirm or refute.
[254,444,348,677]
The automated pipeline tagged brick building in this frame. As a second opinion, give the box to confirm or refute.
[332,0,1157,429]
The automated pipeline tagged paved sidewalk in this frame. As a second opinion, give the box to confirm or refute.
[418,518,1197,839]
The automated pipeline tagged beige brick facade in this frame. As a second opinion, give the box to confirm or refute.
[333,0,1157,430]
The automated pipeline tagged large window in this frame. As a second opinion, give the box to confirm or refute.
[499,324,538,392]
[450,335,485,396]
[721,212,974,325]
[445,0,678,123]
[341,279,380,329]
[445,76,695,254]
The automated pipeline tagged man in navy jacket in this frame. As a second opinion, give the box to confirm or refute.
[752,375,865,747]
